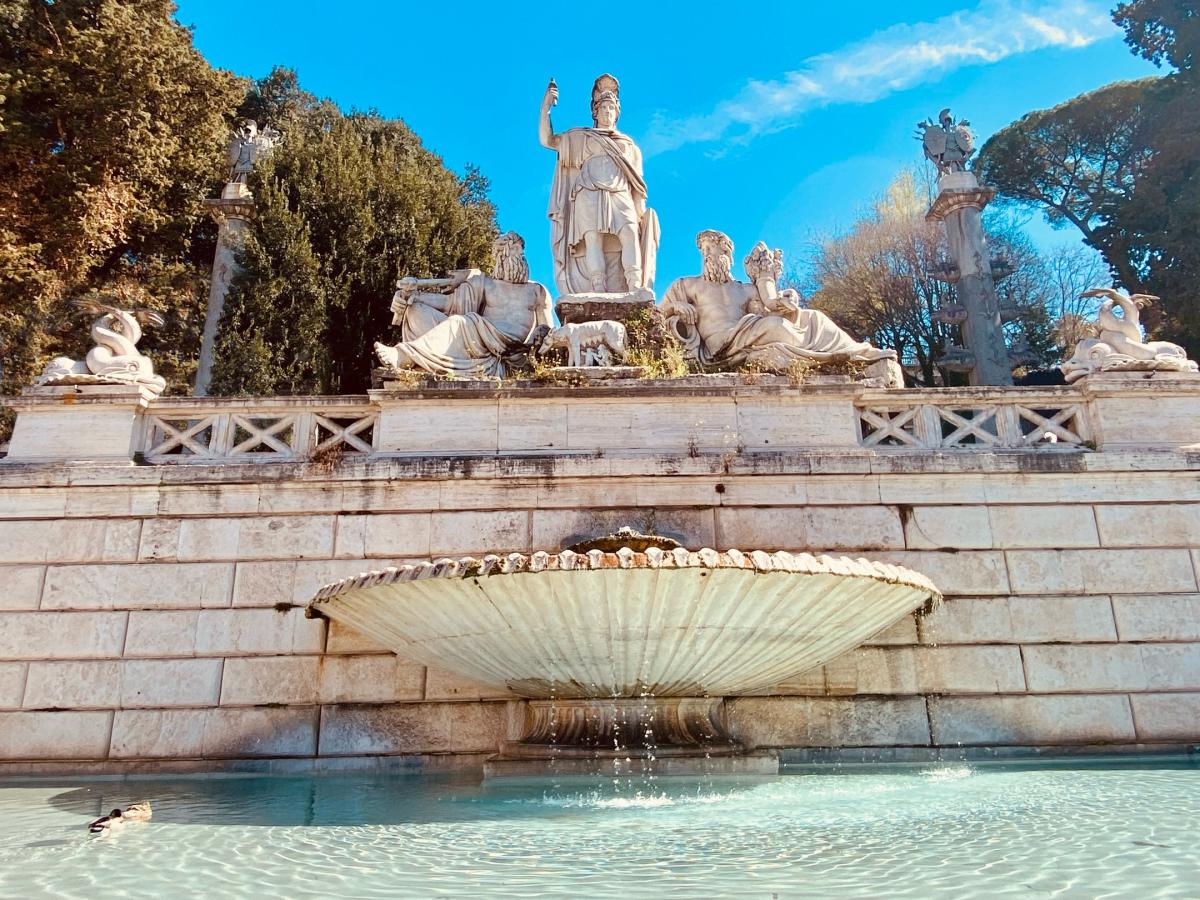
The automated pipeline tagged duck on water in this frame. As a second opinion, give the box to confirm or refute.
[88,802,152,833]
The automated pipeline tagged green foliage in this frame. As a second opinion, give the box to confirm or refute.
[210,70,498,395]
[975,79,1157,297]
[1114,0,1198,71]
[0,0,243,409]
[1110,3,1200,354]
[976,1,1200,355]
[1107,74,1200,354]
[622,306,689,379]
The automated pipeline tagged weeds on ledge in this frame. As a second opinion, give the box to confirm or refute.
[624,307,689,379]
[526,351,590,387]
[307,442,343,475]
[375,366,500,388]
[810,356,867,379]
[381,369,426,388]
[497,306,872,385]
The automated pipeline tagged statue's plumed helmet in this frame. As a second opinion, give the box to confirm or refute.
[591,73,621,120]
[697,229,733,257]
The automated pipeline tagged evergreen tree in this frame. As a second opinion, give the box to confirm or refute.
[1110,0,1199,354]
[0,0,243,408]
[210,70,498,395]
[1115,0,1197,72]
[974,79,1157,299]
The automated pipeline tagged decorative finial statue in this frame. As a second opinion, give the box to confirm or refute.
[918,109,975,175]
[227,120,280,184]
[197,120,280,397]
[1061,288,1198,382]
[539,74,660,297]
[38,298,167,396]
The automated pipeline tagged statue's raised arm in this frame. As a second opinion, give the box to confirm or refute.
[539,79,559,150]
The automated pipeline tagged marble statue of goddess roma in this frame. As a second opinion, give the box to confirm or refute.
[541,74,660,296]
[374,232,553,378]
[661,230,897,371]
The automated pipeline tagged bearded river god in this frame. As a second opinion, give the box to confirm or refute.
[661,230,898,374]
[374,232,553,378]
[540,74,659,297]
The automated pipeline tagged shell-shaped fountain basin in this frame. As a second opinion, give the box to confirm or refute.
[307,545,940,699]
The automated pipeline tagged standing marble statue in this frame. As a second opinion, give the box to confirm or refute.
[660,230,897,373]
[374,232,553,378]
[541,75,660,296]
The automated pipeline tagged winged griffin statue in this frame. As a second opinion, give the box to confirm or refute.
[917,109,975,175]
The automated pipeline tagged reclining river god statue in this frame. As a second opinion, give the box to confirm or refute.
[660,230,898,374]
[374,232,553,378]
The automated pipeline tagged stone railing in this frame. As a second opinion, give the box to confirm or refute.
[135,397,377,463]
[855,392,1091,449]
[2,374,1198,464]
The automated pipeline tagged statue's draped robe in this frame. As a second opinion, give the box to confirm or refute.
[548,127,659,295]
[663,278,891,367]
[396,276,544,377]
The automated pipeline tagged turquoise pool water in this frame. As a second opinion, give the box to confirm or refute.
[0,759,1197,898]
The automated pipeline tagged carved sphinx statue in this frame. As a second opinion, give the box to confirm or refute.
[374,232,554,378]
[540,74,660,297]
[659,230,898,376]
[1061,288,1198,382]
[38,299,167,396]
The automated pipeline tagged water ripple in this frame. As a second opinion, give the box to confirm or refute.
[0,763,1197,898]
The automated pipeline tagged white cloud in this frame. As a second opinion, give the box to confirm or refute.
[644,0,1115,156]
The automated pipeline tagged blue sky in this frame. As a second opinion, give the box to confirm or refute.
[175,0,1157,291]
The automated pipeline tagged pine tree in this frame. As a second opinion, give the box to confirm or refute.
[977,1,1200,353]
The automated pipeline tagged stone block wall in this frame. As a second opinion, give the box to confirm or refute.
[1,380,1199,772]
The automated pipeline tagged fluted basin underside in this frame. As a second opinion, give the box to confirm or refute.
[309,547,940,699]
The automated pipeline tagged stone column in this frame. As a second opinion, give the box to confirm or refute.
[926,172,1013,387]
[195,183,256,397]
